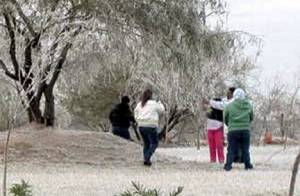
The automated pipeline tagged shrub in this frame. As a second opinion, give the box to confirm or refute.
[9,180,33,196]
[117,182,183,196]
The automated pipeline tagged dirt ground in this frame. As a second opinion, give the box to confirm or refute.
[0,125,299,195]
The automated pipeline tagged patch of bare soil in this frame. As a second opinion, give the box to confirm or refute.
[0,124,198,169]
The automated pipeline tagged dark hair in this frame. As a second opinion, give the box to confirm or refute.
[141,89,152,107]
[229,87,236,94]
[213,98,222,101]
[121,96,130,104]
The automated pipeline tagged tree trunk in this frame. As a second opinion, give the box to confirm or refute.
[159,107,192,140]
[27,108,34,122]
[289,149,300,196]
[43,88,55,126]
[28,97,43,124]
[26,92,55,126]
[1,13,74,127]
[280,113,284,139]
[25,89,55,126]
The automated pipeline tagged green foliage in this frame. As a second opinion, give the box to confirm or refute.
[61,69,129,131]
[9,180,33,196]
[117,182,183,196]
[58,0,259,134]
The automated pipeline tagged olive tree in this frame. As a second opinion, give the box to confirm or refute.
[0,0,97,126]
[59,0,260,139]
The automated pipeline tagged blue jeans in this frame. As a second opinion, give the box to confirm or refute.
[139,127,159,163]
[112,126,131,140]
[225,130,252,169]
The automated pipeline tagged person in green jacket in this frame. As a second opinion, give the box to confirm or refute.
[224,88,254,171]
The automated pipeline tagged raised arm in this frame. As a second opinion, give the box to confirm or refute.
[210,99,226,110]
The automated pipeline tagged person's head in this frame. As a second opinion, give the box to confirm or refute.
[141,89,153,107]
[121,96,130,105]
[233,88,246,100]
[227,87,236,100]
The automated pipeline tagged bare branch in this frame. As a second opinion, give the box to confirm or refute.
[3,12,21,79]
[24,39,33,74]
[36,81,47,101]
[0,59,18,80]
[48,43,72,89]
[9,0,37,37]
[0,59,9,73]
[48,26,81,89]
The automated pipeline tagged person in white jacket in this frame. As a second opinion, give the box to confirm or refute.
[134,89,165,166]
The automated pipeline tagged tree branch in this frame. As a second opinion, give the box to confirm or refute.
[36,81,47,101]
[0,59,18,81]
[48,43,72,89]
[36,41,58,100]
[9,13,26,36]
[24,34,40,74]
[48,26,81,89]
[3,12,21,79]
[24,39,33,74]
[9,0,37,37]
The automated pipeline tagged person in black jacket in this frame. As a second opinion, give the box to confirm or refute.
[109,96,136,140]
[206,98,225,163]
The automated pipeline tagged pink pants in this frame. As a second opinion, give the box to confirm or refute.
[207,127,224,163]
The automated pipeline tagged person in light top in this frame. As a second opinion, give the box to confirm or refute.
[134,89,165,166]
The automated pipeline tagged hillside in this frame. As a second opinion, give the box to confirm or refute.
[0,124,194,169]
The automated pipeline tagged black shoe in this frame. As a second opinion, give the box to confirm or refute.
[224,165,232,171]
[245,164,253,170]
[144,161,152,166]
